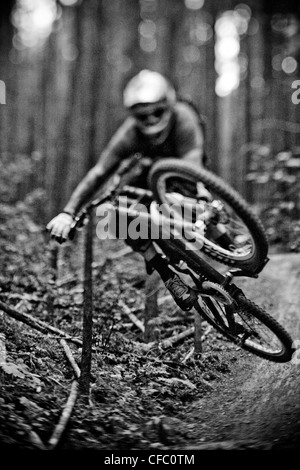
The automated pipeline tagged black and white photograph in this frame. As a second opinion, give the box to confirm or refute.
[0,0,300,454]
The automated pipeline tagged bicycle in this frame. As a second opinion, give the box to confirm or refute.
[68,153,295,363]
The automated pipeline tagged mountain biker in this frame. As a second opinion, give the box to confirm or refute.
[47,70,215,311]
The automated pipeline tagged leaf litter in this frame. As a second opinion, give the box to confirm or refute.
[0,203,240,450]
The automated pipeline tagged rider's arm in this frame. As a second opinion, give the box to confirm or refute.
[62,160,114,216]
[63,119,136,216]
[181,148,204,167]
[47,119,137,242]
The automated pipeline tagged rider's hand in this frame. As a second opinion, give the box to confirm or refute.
[46,212,73,244]
[197,182,213,202]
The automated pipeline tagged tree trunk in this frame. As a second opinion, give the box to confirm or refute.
[79,0,105,399]
[79,212,94,399]
[144,271,161,343]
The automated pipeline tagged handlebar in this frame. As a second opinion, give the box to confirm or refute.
[68,153,144,239]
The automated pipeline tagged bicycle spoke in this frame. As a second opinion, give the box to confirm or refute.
[234,309,285,354]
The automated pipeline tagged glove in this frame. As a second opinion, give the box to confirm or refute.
[46,212,74,244]
[196,182,213,202]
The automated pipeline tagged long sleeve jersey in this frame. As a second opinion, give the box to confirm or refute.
[63,101,205,216]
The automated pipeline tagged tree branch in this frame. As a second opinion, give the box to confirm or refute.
[0,300,82,346]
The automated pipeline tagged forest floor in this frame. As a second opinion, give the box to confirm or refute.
[0,202,300,452]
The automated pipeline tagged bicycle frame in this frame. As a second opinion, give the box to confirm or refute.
[69,177,260,300]
[67,155,294,363]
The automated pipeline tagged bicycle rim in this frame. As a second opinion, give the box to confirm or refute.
[149,159,269,273]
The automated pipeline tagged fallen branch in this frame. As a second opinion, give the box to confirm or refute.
[46,340,81,450]
[29,430,47,450]
[60,339,81,379]
[157,294,173,306]
[107,246,132,260]
[119,300,144,333]
[142,327,195,351]
[0,292,41,302]
[156,376,197,390]
[47,380,79,450]
[181,346,195,364]
[0,300,82,347]
[160,327,195,349]
[56,275,80,287]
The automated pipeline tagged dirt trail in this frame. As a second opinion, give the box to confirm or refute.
[177,253,300,450]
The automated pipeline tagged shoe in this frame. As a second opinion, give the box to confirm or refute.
[164,274,198,311]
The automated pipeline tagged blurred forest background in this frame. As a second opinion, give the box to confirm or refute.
[1,0,300,249]
[2,1,300,450]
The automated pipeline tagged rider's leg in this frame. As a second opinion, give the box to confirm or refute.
[112,167,197,311]
[126,239,197,311]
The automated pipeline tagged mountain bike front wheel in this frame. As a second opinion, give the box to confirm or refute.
[194,290,294,363]
[149,158,269,274]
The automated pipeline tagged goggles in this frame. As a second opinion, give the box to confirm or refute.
[133,106,168,122]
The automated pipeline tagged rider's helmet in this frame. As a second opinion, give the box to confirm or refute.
[123,70,176,144]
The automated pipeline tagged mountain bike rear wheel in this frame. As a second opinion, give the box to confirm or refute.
[149,158,269,274]
[194,292,294,363]
[156,237,294,363]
